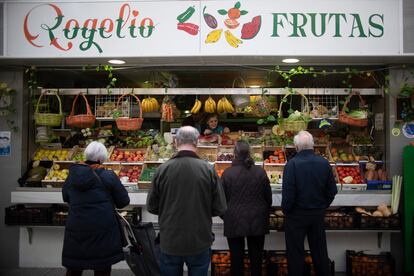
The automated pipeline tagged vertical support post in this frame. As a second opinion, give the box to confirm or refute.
[403,145,414,274]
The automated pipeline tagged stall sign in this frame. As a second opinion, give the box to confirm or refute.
[4,0,400,57]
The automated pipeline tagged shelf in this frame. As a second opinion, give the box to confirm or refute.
[311,117,339,121]
[335,163,360,166]
[269,229,400,233]
[41,88,383,96]
[264,163,286,166]
[144,160,166,164]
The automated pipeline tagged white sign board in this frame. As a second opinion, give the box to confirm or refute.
[4,0,401,58]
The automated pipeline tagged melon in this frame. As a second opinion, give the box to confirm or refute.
[241,16,261,40]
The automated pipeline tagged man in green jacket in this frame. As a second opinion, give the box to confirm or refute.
[147,126,227,276]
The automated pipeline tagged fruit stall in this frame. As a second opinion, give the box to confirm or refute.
[7,85,402,274]
[2,0,413,273]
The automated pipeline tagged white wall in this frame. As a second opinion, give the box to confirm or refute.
[0,70,27,268]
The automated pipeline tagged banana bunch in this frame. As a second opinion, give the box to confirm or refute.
[217,96,235,113]
[204,96,217,113]
[205,29,223,44]
[142,97,160,113]
[190,99,202,114]
[224,30,243,48]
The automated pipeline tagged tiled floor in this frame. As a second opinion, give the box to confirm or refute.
[0,269,136,276]
[0,268,348,276]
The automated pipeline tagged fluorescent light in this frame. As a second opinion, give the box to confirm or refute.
[184,110,190,114]
[249,85,261,88]
[108,59,126,65]
[282,58,300,64]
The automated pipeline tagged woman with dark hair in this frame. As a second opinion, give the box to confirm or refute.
[221,140,272,276]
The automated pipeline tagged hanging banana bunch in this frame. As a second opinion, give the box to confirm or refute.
[142,96,160,112]
[204,96,217,113]
[217,96,235,114]
[190,98,202,114]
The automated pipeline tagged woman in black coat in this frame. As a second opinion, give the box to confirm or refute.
[62,141,130,276]
[221,140,272,276]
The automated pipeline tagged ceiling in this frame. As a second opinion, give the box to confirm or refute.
[1,55,408,88]
[29,64,387,89]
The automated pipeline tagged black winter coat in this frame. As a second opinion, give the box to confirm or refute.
[62,163,130,269]
[282,150,337,215]
[221,160,272,238]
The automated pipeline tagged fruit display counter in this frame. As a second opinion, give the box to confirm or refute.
[12,88,398,272]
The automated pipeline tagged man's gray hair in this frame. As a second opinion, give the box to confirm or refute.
[293,130,314,152]
[176,126,199,147]
[84,141,108,163]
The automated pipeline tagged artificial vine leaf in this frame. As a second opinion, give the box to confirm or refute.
[287,108,294,114]
[218,9,227,15]
[234,2,241,9]
[267,115,276,122]
[240,10,248,15]
[257,119,264,125]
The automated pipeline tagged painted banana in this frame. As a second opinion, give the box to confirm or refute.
[205,29,223,44]
[224,30,243,48]
[190,99,202,114]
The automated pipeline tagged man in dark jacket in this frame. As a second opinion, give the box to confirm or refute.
[282,131,337,276]
[147,126,227,276]
[62,141,130,276]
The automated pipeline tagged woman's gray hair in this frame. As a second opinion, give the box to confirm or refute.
[84,141,108,163]
[293,130,314,152]
[176,126,199,147]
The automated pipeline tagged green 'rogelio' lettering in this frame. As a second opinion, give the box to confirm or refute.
[271,13,288,37]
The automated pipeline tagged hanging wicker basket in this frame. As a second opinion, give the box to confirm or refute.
[231,77,250,108]
[66,93,96,128]
[278,91,311,132]
[115,94,144,131]
[34,91,63,127]
[338,91,368,127]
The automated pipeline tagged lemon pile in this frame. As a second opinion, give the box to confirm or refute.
[33,149,70,161]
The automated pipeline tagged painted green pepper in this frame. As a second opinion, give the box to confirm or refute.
[177,6,195,23]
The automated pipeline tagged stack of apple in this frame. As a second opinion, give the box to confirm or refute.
[336,166,365,184]
[110,149,145,162]
[118,166,142,183]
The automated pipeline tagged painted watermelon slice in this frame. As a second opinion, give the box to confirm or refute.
[241,16,261,40]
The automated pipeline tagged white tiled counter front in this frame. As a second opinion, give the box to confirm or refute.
[11,188,391,206]
[11,188,393,271]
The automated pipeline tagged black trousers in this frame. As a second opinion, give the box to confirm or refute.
[227,235,265,276]
[285,212,330,276]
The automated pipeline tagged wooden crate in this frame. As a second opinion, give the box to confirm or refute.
[109,147,146,163]
[197,146,218,162]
